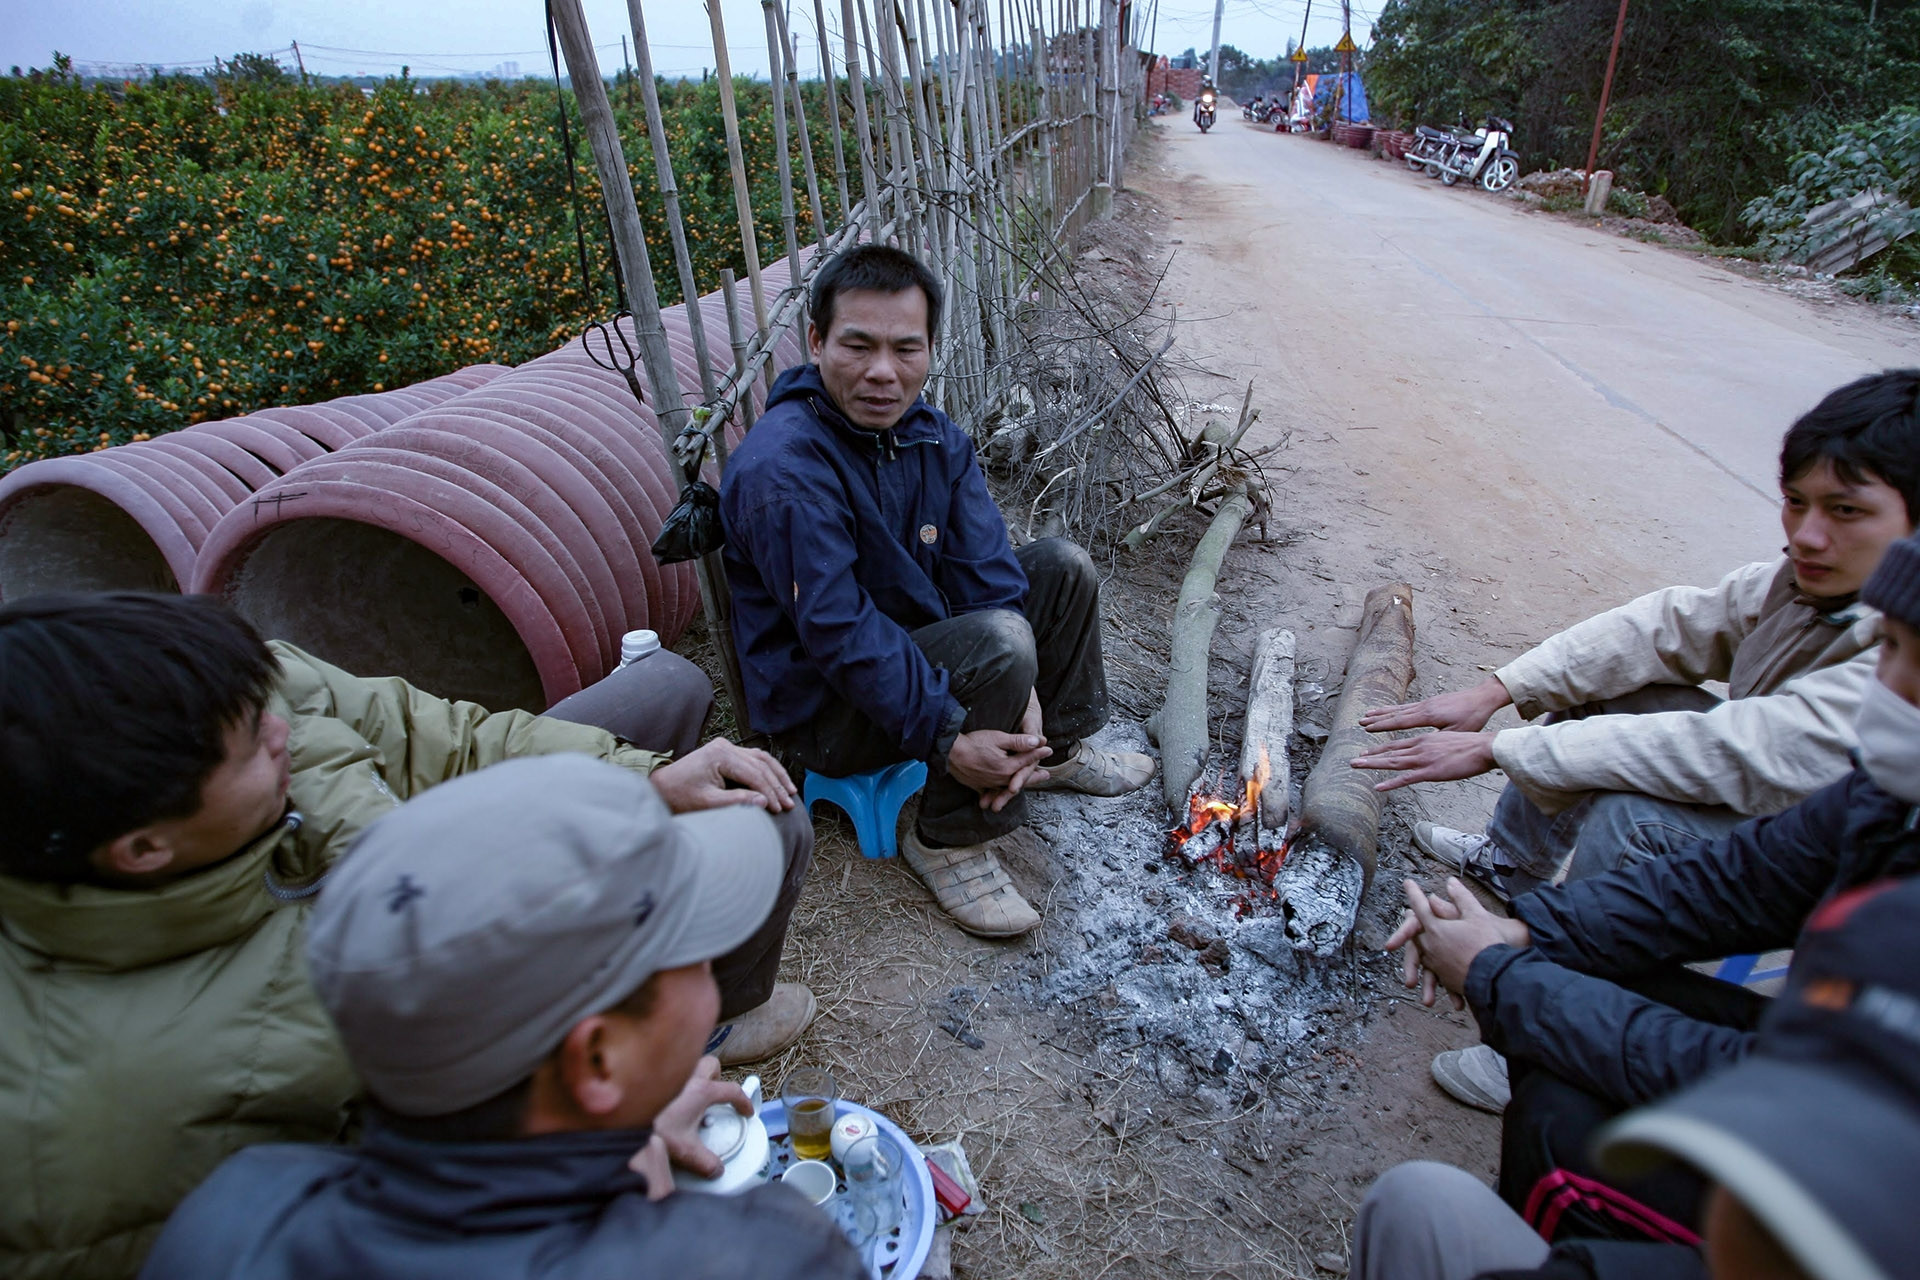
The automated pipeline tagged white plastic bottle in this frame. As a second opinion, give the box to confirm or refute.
[618,629,661,669]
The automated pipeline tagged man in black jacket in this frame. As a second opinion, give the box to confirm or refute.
[1352,873,1920,1280]
[1390,531,1920,1244]
[138,756,867,1280]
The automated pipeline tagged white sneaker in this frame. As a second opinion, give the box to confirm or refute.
[1412,822,1512,901]
[1431,1044,1510,1113]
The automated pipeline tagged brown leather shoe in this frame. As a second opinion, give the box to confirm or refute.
[714,983,817,1066]
[1026,741,1156,796]
[903,831,1041,937]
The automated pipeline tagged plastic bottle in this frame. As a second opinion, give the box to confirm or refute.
[619,629,660,669]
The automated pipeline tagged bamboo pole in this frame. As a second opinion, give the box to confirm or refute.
[704,0,771,348]
[625,0,718,400]
[771,1,828,246]
[720,269,758,434]
[760,0,805,272]
[840,0,883,238]
[549,0,745,720]
[812,0,854,222]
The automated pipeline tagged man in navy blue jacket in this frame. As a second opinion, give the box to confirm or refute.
[721,245,1154,938]
[1389,531,1920,1246]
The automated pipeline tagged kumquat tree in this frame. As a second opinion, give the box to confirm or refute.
[0,55,844,471]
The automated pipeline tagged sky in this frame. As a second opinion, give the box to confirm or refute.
[3,1,1376,83]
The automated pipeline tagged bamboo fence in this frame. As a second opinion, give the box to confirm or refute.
[549,0,1148,467]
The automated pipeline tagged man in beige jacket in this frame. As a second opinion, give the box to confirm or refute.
[1354,370,1919,897]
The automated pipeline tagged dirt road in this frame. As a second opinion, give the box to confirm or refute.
[1137,115,1920,838]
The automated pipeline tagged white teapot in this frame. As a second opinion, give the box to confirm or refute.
[677,1074,771,1195]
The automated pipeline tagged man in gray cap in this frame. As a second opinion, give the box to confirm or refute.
[137,755,867,1280]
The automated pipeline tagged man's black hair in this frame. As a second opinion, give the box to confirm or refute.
[0,592,278,883]
[1780,369,1920,522]
[809,243,944,342]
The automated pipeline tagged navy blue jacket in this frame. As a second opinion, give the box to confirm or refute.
[720,365,1027,761]
[1464,768,1920,1108]
[138,1123,866,1280]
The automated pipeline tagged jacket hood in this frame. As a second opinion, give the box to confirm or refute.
[766,363,940,445]
[0,810,307,972]
[349,1123,653,1232]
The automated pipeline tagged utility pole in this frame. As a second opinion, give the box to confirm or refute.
[1293,0,1311,93]
[1207,0,1223,85]
[1583,0,1629,187]
[290,40,307,80]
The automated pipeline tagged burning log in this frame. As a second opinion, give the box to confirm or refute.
[1146,482,1254,814]
[1232,627,1295,867]
[1279,584,1415,956]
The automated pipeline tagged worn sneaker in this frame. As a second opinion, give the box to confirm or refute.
[1412,822,1514,902]
[1431,1044,1510,1113]
[903,830,1041,937]
[1026,741,1156,796]
[709,983,818,1066]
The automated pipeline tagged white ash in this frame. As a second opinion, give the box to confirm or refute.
[1016,722,1358,1087]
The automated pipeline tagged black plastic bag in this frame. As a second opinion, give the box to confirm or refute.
[650,480,724,565]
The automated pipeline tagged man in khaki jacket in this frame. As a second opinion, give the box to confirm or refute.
[1355,370,1920,896]
[0,592,812,1280]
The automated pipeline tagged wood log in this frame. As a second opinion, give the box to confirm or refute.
[1280,583,1415,954]
[1145,483,1253,814]
[1233,627,1295,860]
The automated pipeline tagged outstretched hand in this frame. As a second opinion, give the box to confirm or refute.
[1359,676,1512,734]
[647,1054,753,1180]
[1391,877,1530,1010]
[1350,730,1497,792]
[649,739,799,815]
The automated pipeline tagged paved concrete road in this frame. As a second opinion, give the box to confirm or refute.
[1143,117,1920,601]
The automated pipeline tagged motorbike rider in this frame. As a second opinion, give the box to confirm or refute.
[1194,77,1217,127]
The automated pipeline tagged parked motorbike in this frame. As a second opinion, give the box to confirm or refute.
[1406,116,1518,192]
[1194,89,1216,133]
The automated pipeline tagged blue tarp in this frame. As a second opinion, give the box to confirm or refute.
[1319,71,1369,124]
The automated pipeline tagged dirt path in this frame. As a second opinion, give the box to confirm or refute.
[760,122,1920,1280]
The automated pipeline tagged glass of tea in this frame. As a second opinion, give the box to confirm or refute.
[781,1066,838,1161]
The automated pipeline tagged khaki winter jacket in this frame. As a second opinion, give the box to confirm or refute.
[0,642,665,1280]
[1491,559,1879,816]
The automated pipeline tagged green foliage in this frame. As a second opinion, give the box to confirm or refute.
[1606,187,1649,218]
[1365,0,1920,241]
[1212,43,1346,99]
[0,65,857,469]
[1744,108,1920,277]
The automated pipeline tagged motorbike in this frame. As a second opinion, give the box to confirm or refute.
[1194,89,1216,133]
[1406,116,1518,192]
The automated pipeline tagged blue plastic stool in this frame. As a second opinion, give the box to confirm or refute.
[1714,953,1790,986]
[803,760,928,859]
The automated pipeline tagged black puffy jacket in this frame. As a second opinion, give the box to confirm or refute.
[1464,768,1920,1107]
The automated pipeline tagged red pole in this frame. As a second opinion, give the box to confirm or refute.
[1583,0,1629,188]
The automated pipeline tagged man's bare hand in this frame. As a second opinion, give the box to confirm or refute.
[949,714,1051,811]
[650,740,798,815]
[649,1054,751,1180]
[1360,676,1512,734]
[978,689,1051,811]
[1350,730,1497,792]
[629,1133,676,1200]
[1398,878,1530,1009]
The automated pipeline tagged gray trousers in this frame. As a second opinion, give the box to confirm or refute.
[1484,685,1748,890]
[545,651,813,1021]
[1351,1162,1549,1280]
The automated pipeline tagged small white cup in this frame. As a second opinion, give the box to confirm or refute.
[829,1112,878,1164]
[780,1158,838,1206]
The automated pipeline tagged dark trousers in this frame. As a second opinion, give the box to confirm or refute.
[1498,968,1769,1244]
[778,538,1110,847]
[546,650,812,1021]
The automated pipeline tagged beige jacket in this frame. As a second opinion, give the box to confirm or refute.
[1491,559,1879,816]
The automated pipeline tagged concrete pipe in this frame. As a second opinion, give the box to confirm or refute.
[192,268,814,710]
[0,367,505,600]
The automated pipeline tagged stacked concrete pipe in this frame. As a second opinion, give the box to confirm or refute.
[0,365,508,600]
[194,257,813,713]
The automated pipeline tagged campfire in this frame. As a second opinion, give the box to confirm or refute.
[1166,749,1293,915]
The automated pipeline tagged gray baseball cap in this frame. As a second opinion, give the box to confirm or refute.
[306,753,784,1115]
